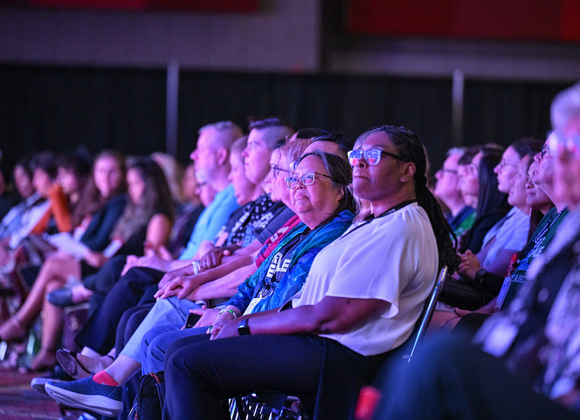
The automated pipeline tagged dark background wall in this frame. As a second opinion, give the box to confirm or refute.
[0,64,572,175]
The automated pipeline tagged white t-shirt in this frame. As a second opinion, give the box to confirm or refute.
[482,207,529,267]
[293,203,438,356]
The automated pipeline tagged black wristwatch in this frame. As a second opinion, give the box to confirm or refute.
[238,319,251,336]
[474,268,488,286]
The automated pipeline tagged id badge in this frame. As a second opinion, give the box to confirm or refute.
[482,321,518,357]
[243,297,263,316]
[494,278,511,312]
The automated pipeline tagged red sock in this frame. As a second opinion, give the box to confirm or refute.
[92,371,120,386]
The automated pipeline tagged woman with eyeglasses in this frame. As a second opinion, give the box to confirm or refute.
[111,125,458,420]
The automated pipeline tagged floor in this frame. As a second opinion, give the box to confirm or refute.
[0,368,61,420]
[0,367,90,420]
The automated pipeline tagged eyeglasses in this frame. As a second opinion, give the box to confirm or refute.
[347,148,405,166]
[540,144,550,159]
[270,165,290,178]
[498,160,519,170]
[439,167,458,175]
[285,172,333,189]
[547,131,580,157]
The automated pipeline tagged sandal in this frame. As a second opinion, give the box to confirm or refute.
[29,347,57,372]
[0,315,27,343]
[56,349,91,379]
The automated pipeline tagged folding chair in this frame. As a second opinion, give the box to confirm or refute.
[402,265,448,362]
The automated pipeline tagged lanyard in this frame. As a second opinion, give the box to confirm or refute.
[341,199,418,239]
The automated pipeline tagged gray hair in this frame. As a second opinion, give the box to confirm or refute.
[198,121,244,150]
[551,81,580,131]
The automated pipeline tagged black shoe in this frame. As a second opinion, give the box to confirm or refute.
[47,287,74,308]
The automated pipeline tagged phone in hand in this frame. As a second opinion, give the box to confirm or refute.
[184,313,197,329]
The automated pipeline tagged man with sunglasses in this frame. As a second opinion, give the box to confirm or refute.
[433,148,476,237]
[376,82,580,420]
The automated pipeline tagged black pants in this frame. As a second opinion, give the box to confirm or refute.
[163,334,386,420]
[373,333,580,420]
[74,267,163,354]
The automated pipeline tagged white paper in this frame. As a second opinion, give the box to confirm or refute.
[48,233,91,260]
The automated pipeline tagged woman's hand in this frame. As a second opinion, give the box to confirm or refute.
[210,317,239,340]
[458,250,480,281]
[84,250,108,268]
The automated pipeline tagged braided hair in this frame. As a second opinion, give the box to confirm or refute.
[357,125,460,272]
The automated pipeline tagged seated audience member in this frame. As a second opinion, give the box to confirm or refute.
[0,151,131,369]
[457,146,511,254]
[193,118,295,267]
[45,150,358,416]
[372,81,580,420]
[48,157,177,309]
[434,147,476,238]
[5,152,70,249]
[525,159,555,239]
[55,151,92,218]
[0,157,36,243]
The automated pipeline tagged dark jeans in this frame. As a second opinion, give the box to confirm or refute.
[373,333,580,420]
[116,303,154,420]
[163,334,386,420]
[75,267,163,354]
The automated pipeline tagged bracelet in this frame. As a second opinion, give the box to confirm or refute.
[191,260,200,275]
[218,309,237,319]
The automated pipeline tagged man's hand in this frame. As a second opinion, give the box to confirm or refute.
[198,246,232,271]
[190,307,221,328]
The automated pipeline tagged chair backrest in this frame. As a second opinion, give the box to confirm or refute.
[402,265,448,362]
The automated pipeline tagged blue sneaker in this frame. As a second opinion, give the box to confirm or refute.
[44,374,122,417]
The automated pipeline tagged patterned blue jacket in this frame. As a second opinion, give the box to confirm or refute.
[225,210,354,314]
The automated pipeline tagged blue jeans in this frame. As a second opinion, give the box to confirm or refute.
[140,324,207,374]
[118,296,200,362]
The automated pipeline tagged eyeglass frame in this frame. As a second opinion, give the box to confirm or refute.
[497,160,519,170]
[270,165,290,178]
[284,172,334,189]
[347,148,406,166]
